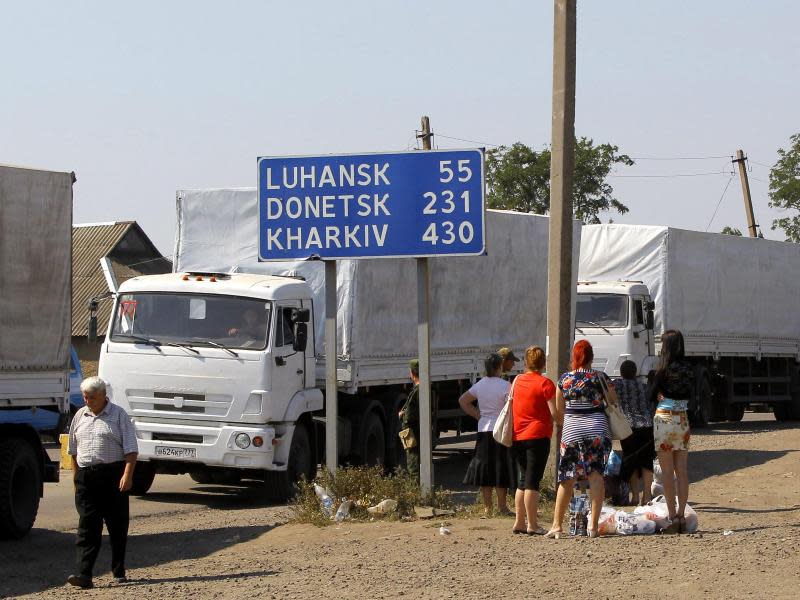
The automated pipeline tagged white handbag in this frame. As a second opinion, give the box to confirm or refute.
[492,376,519,447]
[599,375,633,440]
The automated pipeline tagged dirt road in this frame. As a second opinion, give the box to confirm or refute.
[2,414,798,599]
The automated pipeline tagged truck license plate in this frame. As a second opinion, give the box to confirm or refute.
[154,446,197,459]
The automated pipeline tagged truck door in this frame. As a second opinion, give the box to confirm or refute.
[273,301,306,398]
[631,297,651,358]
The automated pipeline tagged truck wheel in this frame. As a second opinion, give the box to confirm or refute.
[360,412,386,467]
[774,403,800,421]
[130,462,156,495]
[264,422,314,501]
[0,437,41,539]
[190,471,213,484]
[690,377,712,428]
[725,404,745,422]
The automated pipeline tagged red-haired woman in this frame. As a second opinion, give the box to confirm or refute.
[546,340,613,539]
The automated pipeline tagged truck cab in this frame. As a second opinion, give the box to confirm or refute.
[574,281,657,378]
[98,272,322,494]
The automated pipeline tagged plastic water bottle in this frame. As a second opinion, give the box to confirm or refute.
[313,484,334,517]
[334,500,352,522]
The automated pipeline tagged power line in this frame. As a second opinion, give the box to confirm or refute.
[433,133,503,147]
[705,176,735,231]
[629,155,731,160]
[611,171,733,178]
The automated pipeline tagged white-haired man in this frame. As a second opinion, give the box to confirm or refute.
[66,376,138,589]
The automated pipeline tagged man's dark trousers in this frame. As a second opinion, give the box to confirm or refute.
[74,462,129,578]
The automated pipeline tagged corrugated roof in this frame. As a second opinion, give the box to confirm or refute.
[72,222,171,336]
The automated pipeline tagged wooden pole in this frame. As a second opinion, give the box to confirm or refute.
[733,149,758,238]
[545,0,577,483]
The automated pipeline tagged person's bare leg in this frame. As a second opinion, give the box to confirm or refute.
[673,450,689,518]
[642,468,654,504]
[513,488,526,531]
[629,471,641,505]
[657,450,676,519]
[547,478,574,536]
[481,486,492,516]
[588,472,605,535]
[496,487,509,514]
[524,490,540,531]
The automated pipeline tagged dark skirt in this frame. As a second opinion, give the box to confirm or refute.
[620,426,655,480]
[512,437,550,491]
[464,431,515,488]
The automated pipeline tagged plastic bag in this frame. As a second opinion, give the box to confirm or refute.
[636,495,699,532]
[592,506,619,536]
[615,511,656,535]
[367,498,398,515]
[605,450,623,477]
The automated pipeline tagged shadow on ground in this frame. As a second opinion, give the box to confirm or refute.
[702,419,800,437]
[0,522,279,596]
[689,448,797,484]
[138,479,285,509]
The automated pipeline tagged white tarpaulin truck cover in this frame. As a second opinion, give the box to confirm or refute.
[174,188,580,368]
[579,224,800,350]
[0,166,73,371]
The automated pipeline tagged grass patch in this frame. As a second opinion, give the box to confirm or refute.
[291,465,557,526]
[291,466,452,526]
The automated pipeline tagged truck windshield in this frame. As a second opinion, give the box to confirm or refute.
[576,294,628,328]
[110,293,271,351]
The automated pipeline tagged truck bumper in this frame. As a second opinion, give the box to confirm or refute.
[134,420,277,470]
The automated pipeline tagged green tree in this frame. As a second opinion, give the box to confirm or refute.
[486,138,634,223]
[768,133,800,242]
[721,226,742,236]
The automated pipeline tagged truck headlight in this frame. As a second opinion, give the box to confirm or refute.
[234,433,251,449]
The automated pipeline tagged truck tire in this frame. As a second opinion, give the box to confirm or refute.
[774,403,800,421]
[130,462,156,495]
[690,376,712,428]
[725,403,745,422]
[359,412,386,467]
[190,471,213,484]
[264,422,314,500]
[0,437,41,539]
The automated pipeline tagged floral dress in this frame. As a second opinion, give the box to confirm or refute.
[649,360,695,452]
[557,369,612,482]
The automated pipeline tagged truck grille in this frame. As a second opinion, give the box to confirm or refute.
[127,390,233,418]
[152,432,204,444]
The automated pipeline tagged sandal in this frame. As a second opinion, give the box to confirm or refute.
[544,528,562,539]
[527,526,547,536]
[587,527,599,538]
[512,528,527,535]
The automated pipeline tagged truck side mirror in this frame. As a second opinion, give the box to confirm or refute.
[293,322,308,352]
[291,308,311,323]
[645,310,655,330]
[88,315,98,344]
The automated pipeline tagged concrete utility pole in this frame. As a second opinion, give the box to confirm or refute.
[416,115,434,496]
[546,0,577,474]
[733,149,759,238]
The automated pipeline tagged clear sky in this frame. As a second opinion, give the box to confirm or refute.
[2,1,798,254]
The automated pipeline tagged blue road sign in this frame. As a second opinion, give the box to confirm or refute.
[257,149,485,261]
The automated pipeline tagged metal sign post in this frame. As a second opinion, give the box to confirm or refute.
[324,260,338,475]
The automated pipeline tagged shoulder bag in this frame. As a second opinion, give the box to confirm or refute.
[599,374,633,440]
[492,376,519,448]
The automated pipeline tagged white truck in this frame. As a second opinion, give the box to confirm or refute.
[0,165,74,538]
[577,224,800,425]
[94,188,580,496]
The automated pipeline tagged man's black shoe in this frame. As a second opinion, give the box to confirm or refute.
[67,574,93,589]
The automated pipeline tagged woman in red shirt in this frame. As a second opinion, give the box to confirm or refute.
[511,346,556,535]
